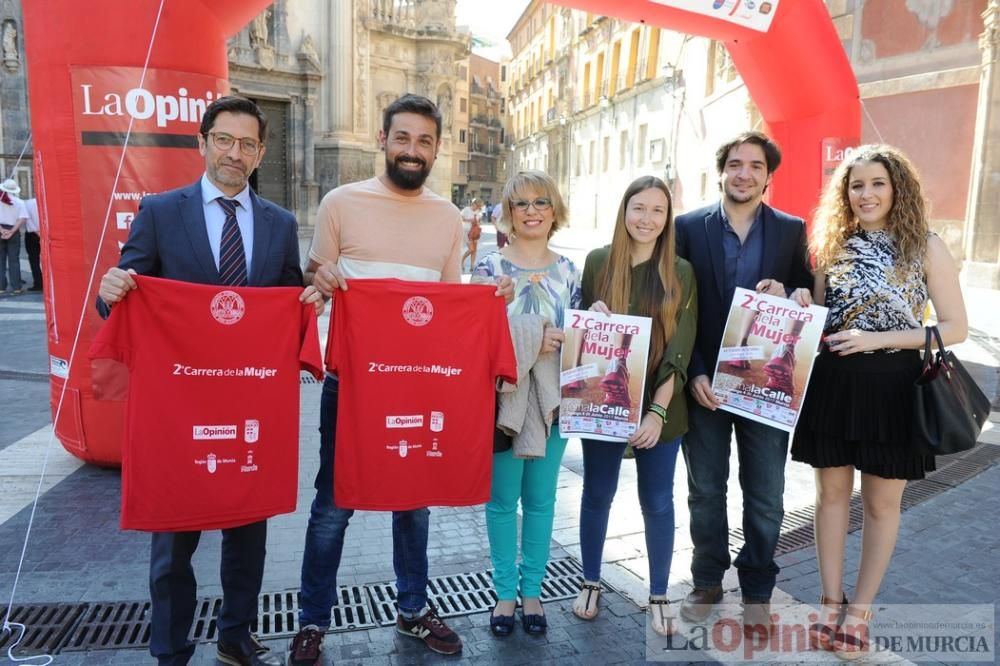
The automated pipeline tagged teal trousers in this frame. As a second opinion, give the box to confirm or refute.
[485,426,567,600]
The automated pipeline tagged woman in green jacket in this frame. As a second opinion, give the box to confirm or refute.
[571,176,697,637]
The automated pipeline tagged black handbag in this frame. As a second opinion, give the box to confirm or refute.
[913,325,990,455]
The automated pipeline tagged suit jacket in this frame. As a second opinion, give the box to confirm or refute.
[675,202,812,380]
[97,179,303,317]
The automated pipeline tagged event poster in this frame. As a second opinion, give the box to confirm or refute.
[712,288,827,432]
[559,309,652,442]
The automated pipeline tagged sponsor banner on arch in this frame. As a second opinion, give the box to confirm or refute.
[70,66,228,291]
[650,0,780,33]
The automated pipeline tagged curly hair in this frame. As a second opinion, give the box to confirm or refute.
[811,144,928,274]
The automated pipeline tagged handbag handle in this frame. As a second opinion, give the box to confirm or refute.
[923,324,952,374]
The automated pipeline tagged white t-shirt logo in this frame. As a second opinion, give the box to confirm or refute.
[211,290,245,325]
[402,296,434,327]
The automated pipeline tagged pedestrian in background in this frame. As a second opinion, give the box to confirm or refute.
[472,170,580,637]
[24,197,42,291]
[791,144,967,660]
[460,197,484,272]
[573,175,697,637]
[0,178,27,295]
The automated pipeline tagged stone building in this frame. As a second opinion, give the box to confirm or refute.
[0,0,31,195]
[2,0,473,234]
[461,53,507,206]
[231,0,471,230]
[505,0,1000,285]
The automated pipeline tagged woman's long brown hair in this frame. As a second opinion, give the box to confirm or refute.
[597,176,681,380]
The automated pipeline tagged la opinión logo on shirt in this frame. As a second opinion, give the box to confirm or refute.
[193,425,238,440]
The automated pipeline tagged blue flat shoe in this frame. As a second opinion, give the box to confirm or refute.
[489,606,515,637]
[519,610,547,635]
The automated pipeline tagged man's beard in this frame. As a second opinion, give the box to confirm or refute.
[385,154,431,190]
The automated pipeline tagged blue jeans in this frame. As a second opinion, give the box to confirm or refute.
[0,229,22,291]
[298,377,431,628]
[579,437,681,595]
[682,400,788,600]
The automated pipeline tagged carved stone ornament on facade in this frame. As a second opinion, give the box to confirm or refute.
[297,33,321,71]
[981,0,1000,59]
[2,19,18,73]
[355,1,370,136]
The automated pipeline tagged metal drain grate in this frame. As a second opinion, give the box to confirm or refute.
[958,442,1000,467]
[189,597,222,641]
[300,371,322,384]
[330,586,378,633]
[366,557,585,626]
[930,459,986,487]
[900,479,951,509]
[61,601,150,652]
[0,603,86,655]
[540,557,585,601]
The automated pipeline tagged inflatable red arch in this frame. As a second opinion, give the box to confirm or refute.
[24,0,272,465]
[23,0,857,466]
[552,0,860,221]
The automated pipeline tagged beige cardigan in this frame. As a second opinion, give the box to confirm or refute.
[496,313,561,459]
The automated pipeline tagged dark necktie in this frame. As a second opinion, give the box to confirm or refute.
[217,198,248,286]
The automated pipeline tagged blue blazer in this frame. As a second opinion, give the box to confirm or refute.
[675,202,813,380]
[97,179,303,316]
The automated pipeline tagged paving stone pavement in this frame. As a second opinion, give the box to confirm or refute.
[2,240,999,664]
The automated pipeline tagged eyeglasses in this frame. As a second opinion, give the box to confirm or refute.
[511,198,552,212]
[205,132,263,156]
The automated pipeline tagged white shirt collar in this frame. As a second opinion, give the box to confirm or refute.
[200,173,253,210]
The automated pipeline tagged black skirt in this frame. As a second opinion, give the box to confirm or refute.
[791,349,935,480]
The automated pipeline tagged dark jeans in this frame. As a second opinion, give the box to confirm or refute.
[0,228,21,291]
[579,437,681,595]
[298,376,431,628]
[24,231,41,289]
[148,521,267,665]
[682,400,788,600]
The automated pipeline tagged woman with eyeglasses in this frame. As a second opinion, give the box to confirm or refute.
[471,170,580,637]
[571,176,696,638]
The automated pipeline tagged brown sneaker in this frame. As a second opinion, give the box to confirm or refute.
[742,598,773,638]
[599,358,632,408]
[396,605,462,655]
[679,585,723,623]
[288,625,324,665]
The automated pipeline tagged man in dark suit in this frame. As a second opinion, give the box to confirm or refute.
[674,131,812,634]
[97,96,322,666]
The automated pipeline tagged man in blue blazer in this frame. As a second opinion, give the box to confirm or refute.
[674,131,812,634]
[97,96,322,666]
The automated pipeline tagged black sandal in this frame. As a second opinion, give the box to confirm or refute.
[648,597,676,637]
[573,583,602,620]
[809,594,848,651]
[489,605,516,637]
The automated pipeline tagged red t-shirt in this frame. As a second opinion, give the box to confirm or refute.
[90,275,323,531]
[327,279,516,510]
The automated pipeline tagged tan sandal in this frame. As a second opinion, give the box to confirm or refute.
[834,605,888,661]
[572,583,602,620]
[648,597,677,637]
[809,594,848,651]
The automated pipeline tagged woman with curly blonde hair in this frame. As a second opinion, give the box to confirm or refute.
[790,145,967,660]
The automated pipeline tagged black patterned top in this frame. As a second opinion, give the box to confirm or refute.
[824,229,927,342]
